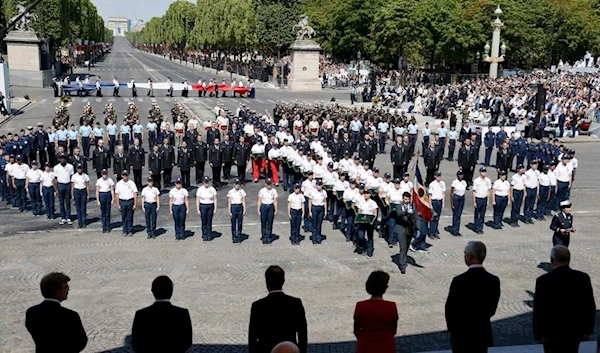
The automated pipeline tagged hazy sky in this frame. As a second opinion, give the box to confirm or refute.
[91,0,192,21]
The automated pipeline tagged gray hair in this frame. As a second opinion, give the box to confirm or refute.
[465,241,487,263]
[551,245,570,263]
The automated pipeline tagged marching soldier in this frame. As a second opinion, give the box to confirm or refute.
[196,176,217,242]
[177,140,192,188]
[523,160,540,224]
[356,189,378,257]
[40,162,57,220]
[25,161,43,216]
[169,178,189,240]
[423,139,440,186]
[536,165,551,221]
[70,164,90,228]
[113,145,129,182]
[128,138,145,188]
[550,200,575,247]
[394,192,418,274]
[308,180,327,244]
[148,144,163,191]
[33,123,49,167]
[428,170,445,238]
[160,137,176,188]
[193,135,208,184]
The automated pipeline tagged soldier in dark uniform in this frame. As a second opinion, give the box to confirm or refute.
[128,138,145,188]
[177,140,192,188]
[221,134,233,181]
[358,134,371,165]
[113,145,129,182]
[458,138,477,187]
[515,131,527,168]
[160,137,176,187]
[390,136,405,180]
[92,139,110,179]
[550,200,575,247]
[339,132,352,156]
[21,128,34,164]
[206,125,221,146]
[209,137,224,187]
[148,144,163,190]
[368,132,377,169]
[483,129,495,167]
[495,141,512,178]
[184,126,198,146]
[423,139,440,185]
[233,135,249,184]
[69,147,87,174]
[471,131,482,164]
[33,123,49,166]
[192,135,207,184]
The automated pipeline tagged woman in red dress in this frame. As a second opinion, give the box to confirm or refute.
[353,271,398,353]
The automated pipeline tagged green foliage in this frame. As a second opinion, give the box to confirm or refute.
[254,0,300,55]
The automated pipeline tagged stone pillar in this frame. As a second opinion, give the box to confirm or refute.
[287,40,322,92]
[489,22,502,79]
[5,31,54,87]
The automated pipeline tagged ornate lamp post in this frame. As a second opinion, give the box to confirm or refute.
[357,50,361,82]
[483,5,506,79]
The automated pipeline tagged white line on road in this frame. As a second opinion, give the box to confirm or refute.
[53,98,60,104]
[137,97,143,102]
[96,98,102,102]
[38,99,47,104]
[82,98,89,103]
[267,99,276,104]
[255,99,264,103]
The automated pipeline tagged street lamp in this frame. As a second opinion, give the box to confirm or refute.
[357,50,361,82]
[483,5,505,79]
[475,51,481,79]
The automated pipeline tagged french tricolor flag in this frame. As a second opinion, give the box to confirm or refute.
[412,162,434,222]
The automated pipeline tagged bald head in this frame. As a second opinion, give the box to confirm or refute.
[550,245,570,265]
[271,341,300,353]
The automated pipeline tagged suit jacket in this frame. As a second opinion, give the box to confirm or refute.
[25,300,88,353]
[113,152,129,175]
[129,146,145,170]
[549,213,574,239]
[393,203,418,237]
[131,301,192,353]
[445,267,501,350]
[533,266,595,342]
[248,292,308,353]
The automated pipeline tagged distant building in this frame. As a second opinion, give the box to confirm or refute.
[130,19,146,33]
[108,17,128,36]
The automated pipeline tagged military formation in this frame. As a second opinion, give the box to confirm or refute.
[0,97,579,265]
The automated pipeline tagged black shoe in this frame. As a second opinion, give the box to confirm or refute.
[400,268,406,274]
[456,232,463,236]
[147,235,152,239]
[476,230,484,234]
[433,234,440,239]
[527,219,534,224]
[82,224,87,228]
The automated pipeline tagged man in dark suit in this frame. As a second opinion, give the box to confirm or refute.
[549,200,575,247]
[25,272,88,353]
[128,138,145,189]
[131,275,192,353]
[394,192,418,274]
[533,245,595,353]
[209,137,223,187]
[445,241,501,353]
[249,265,307,353]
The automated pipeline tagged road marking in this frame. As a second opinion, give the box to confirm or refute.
[137,97,143,102]
[164,97,171,102]
[96,98,102,102]
[255,99,264,103]
[108,98,115,102]
[82,98,89,103]
[53,98,60,104]
[267,99,276,104]
[38,99,47,105]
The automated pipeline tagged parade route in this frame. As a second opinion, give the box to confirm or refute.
[1,38,600,353]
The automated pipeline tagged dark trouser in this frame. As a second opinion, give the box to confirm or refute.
[108,135,116,154]
[379,132,387,152]
[426,168,435,186]
[464,167,474,187]
[493,195,508,229]
[260,203,274,242]
[134,133,142,146]
[133,169,142,189]
[119,199,134,234]
[122,133,130,153]
[47,144,56,166]
[28,182,41,215]
[438,137,446,159]
[144,202,157,236]
[42,186,55,218]
[99,192,112,231]
[543,340,579,353]
[398,230,411,270]
[236,164,246,183]
[448,140,456,159]
[411,218,428,250]
[68,139,77,156]
[334,199,346,230]
[200,204,214,240]
[195,162,205,183]
[163,168,172,187]
[172,204,186,239]
[223,162,232,180]
[556,181,569,205]
[548,185,557,212]
[484,147,493,166]
[474,197,487,232]
[230,204,243,242]
[358,223,374,256]
[552,234,570,247]
[180,170,190,188]
[524,187,537,221]
[393,165,403,180]
[81,137,91,157]
[429,199,442,235]
[96,88,102,97]
[345,209,356,241]
[212,166,221,184]
[511,189,524,223]
[537,185,549,218]
[422,135,430,150]
[303,199,312,232]
[8,180,15,207]
[388,213,398,245]
[57,182,71,220]
[311,205,325,243]
[74,189,87,226]
[408,134,417,154]
[290,208,302,243]
[148,131,156,149]
[113,87,119,96]
[452,195,464,234]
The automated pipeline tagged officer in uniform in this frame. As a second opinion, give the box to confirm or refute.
[115,170,138,237]
[25,161,43,216]
[309,180,327,244]
[495,141,512,177]
[509,164,526,227]
[483,129,495,167]
[208,137,224,187]
[550,200,575,247]
[141,177,160,238]
[287,183,305,245]
[449,170,467,236]
[472,167,491,234]
[233,135,249,184]
[33,123,49,166]
[192,135,208,184]
[221,134,234,181]
[148,144,162,190]
[492,170,510,230]
[390,136,405,180]
[113,145,129,182]
[227,178,247,244]
[423,140,440,185]
[257,178,278,245]
[177,140,192,188]
[169,178,189,240]
[160,137,176,188]
[128,138,145,188]
[458,138,477,188]
[523,160,540,224]
[95,169,115,233]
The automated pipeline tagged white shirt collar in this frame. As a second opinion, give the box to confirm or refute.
[154,299,170,303]
[268,290,284,294]
[468,264,484,269]
[44,298,61,304]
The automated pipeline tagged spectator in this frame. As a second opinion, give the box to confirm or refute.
[271,341,300,353]
[131,275,192,353]
[445,241,501,353]
[353,271,398,353]
[533,245,596,353]
[249,265,308,353]
[25,272,88,353]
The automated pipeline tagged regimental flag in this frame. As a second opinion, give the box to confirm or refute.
[412,162,433,222]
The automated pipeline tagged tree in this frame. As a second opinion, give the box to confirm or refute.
[162,0,197,48]
[254,0,300,56]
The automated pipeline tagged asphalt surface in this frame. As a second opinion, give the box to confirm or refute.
[1,37,599,353]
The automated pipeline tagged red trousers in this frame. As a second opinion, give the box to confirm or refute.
[252,158,266,180]
[269,160,280,184]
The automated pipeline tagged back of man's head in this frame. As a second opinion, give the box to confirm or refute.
[151,276,174,300]
[271,341,300,353]
[550,245,570,265]
[464,241,487,265]
[265,265,285,291]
